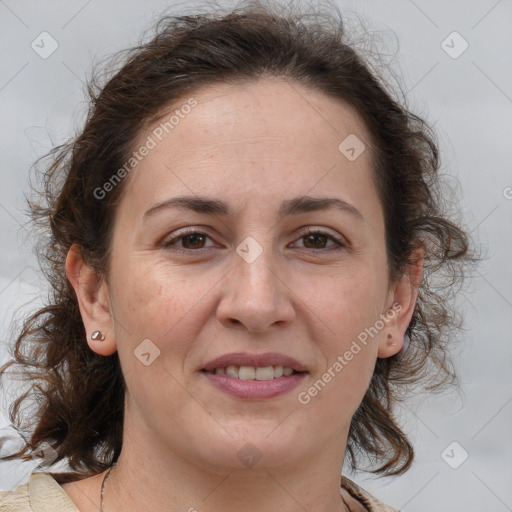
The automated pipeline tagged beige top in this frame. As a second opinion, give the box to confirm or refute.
[0,472,401,511]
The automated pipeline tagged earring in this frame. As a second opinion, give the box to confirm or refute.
[91,330,105,342]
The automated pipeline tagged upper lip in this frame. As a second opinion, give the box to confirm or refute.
[202,352,308,373]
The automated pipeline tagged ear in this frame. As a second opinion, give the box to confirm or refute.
[65,244,117,356]
[378,247,424,358]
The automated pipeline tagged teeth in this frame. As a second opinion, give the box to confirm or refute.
[226,365,238,378]
[212,365,296,380]
[239,366,256,380]
[255,366,274,380]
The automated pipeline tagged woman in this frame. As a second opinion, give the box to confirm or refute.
[0,1,473,510]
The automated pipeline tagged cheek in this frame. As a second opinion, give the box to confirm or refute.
[299,279,380,428]
[301,263,387,348]
[109,256,223,362]
[298,261,386,406]
[108,259,206,407]
[113,257,189,323]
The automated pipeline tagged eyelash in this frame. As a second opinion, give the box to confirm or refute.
[162,227,346,254]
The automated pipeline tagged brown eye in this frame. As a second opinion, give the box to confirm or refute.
[180,233,207,249]
[302,233,329,249]
[163,230,215,252]
[294,228,345,251]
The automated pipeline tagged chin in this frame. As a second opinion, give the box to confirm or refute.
[190,422,308,471]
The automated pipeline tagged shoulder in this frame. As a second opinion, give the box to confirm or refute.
[0,472,79,512]
[341,476,402,512]
[0,478,30,512]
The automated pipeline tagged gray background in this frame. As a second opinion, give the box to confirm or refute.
[0,1,511,511]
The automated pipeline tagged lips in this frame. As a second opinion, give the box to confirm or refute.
[201,352,308,373]
[200,352,308,399]
[202,370,307,399]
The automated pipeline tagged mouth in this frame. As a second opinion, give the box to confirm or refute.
[201,365,304,381]
[200,352,308,399]
[200,358,308,399]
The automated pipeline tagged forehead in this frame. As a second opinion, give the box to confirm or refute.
[147,78,370,160]
[117,77,380,224]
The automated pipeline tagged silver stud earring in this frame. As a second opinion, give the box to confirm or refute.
[91,330,105,342]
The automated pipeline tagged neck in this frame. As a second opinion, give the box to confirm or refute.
[103,410,352,512]
[106,460,350,512]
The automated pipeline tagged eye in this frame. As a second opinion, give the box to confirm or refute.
[292,228,346,251]
[162,229,216,252]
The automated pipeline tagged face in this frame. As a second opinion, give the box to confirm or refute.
[80,78,409,473]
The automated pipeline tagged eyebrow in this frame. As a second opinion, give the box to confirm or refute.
[143,195,364,221]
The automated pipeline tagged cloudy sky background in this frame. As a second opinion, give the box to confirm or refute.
[0,1,511,511]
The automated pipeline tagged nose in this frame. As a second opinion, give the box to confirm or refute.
[216,243,295,333]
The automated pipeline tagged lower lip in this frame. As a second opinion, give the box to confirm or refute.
[201,371,307,399]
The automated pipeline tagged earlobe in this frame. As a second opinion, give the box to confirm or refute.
[378,331,409,358]
[65,244,117,356]
[378,248,424,358]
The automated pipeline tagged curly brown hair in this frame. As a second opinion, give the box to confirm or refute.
[0,0,475,480]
